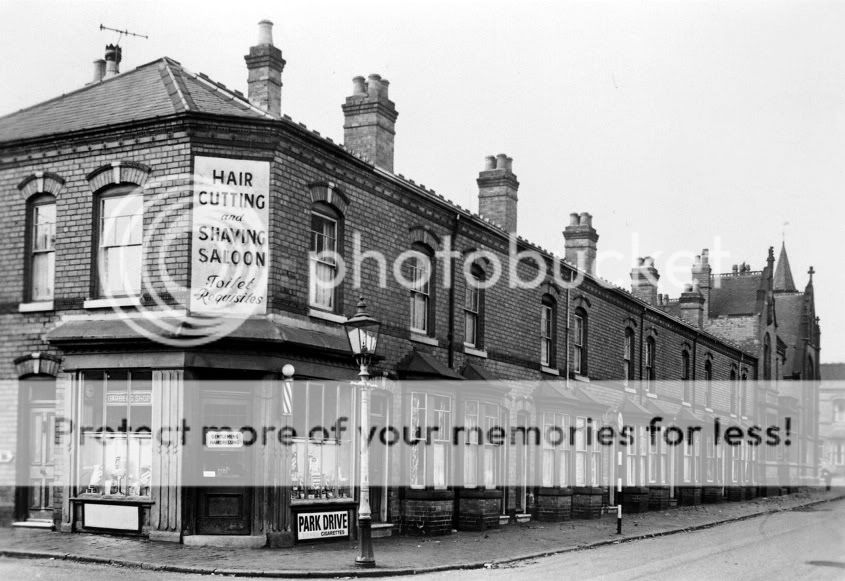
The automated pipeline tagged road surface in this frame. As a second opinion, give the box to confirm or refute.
[0,497,842,580]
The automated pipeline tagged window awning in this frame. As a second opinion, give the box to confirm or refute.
[396,350,463,380]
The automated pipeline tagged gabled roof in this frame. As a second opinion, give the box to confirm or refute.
[0,57,273,143]
[773,242,797,293]
[709,272,763,317]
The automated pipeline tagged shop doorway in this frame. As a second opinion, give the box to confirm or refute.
[369,392,389,523]
[196,392,253,535]
[15,377,56,525]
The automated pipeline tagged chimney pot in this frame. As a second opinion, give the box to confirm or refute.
[484,155,497,170]
[505,156,513,171]
[257,19,274,45]
[91,59,106,83]
[563,210,599,274]
[495,153,508,169]
[352,76,367,96]
[477,153,519,232]
[569,213,579,226]
[367,74,382,98]
[103,44,122,78]
[580,211,592,227]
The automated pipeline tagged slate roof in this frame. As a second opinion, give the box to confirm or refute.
[773,242,797,292]
[708,273,763,316]
[821,363,845,381]
[0,57,272,143]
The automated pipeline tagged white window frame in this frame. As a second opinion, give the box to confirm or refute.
[309,210,339,311]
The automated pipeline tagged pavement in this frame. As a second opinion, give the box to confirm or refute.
[1,488,843,578]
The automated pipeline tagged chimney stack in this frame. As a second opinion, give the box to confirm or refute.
[104,44,122,78]
[631,257,659,305]
[691,248,712,321]
[477,154,519,232]
[563,212,599,274]
[342,74,399,171]
[90,59,106,84]
[245,19,285,117]
[679,282,705,328]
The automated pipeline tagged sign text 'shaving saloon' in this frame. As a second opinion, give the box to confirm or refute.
[190,156,270,316]
[296,510,350,540]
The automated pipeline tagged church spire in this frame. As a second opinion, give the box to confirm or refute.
[773,241,797,292]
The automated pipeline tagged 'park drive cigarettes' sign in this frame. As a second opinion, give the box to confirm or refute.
[190,156,270,316]
[297,510,350,540]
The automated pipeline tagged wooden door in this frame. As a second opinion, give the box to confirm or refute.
[196,394,253,535]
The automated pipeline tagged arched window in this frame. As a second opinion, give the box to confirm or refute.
[704,359,713,408]
[573,307,588,376]
[540,294,557,367]
[94,185,143,297]
[409,243,435,335]
[763,334,772,380]
[464,264,485,349]
[25,194,56,302]
[739,369,748,416]
[730,367,738,415]
[623,328,635,385]
[309,202,343,312]
[645,336,656,392]
[682,350,692,403]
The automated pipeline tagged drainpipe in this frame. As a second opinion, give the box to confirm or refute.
[564,284,571,388]
[638,307,645,403]
[447,214,460,368]
[692,336,698,409]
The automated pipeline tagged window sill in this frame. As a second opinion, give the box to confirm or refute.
[290,497,355,506]
[624,387,637,394]
[84,296,142,309]
[410,332,438,346]
[463,345,488,358]
[645,392,658,399]
[18,301,54,313]
[681,401,692,407]
[541,366,560,376]
[704,407,714,413]
[308,308,346,324]
[573,373,589,382]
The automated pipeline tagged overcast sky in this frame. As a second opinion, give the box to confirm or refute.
[2,0,843,363]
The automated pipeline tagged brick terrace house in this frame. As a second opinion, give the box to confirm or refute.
[0,22,817,547]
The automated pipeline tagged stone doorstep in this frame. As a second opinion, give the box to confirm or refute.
[11,520,54,530]
[515,513,531,523]
[371,522,394,538]
[182,534,267,548]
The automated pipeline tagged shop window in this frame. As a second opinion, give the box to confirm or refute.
[623,328,635,386]
[309,205,341,311]
[541,412,569,487]
[409,245,434,335]
[409,392,451,489]
[95,186,143,297]
[463,400,500,489]
[834,442,845,465]
[26,194,56,302]
[573,308,587,376]
[540,294,556,367]
[77,370,152,498]
[464,265,484,348]
[573,416,600,486]
[290,382,354,500]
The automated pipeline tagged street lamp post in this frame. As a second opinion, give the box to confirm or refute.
[343,296,381,568]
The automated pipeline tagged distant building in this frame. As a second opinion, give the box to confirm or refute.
[820,363,845,476]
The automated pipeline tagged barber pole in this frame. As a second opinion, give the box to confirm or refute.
[617,449,623,534]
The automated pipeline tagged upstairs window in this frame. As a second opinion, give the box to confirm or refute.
[540,294,557,367]
[309,208,340,311]
[704,359,713,408]
[96,187,143,297]
[623,328,635,385]
[645,336,656,392]
[409,248,434,334]
[763,334,772,380]
[682,350,692,403]
[834,400,845,423]
[464,265,484,348]
[26,195,56,301]
[573,308,587,376]
[730,367,738,415]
